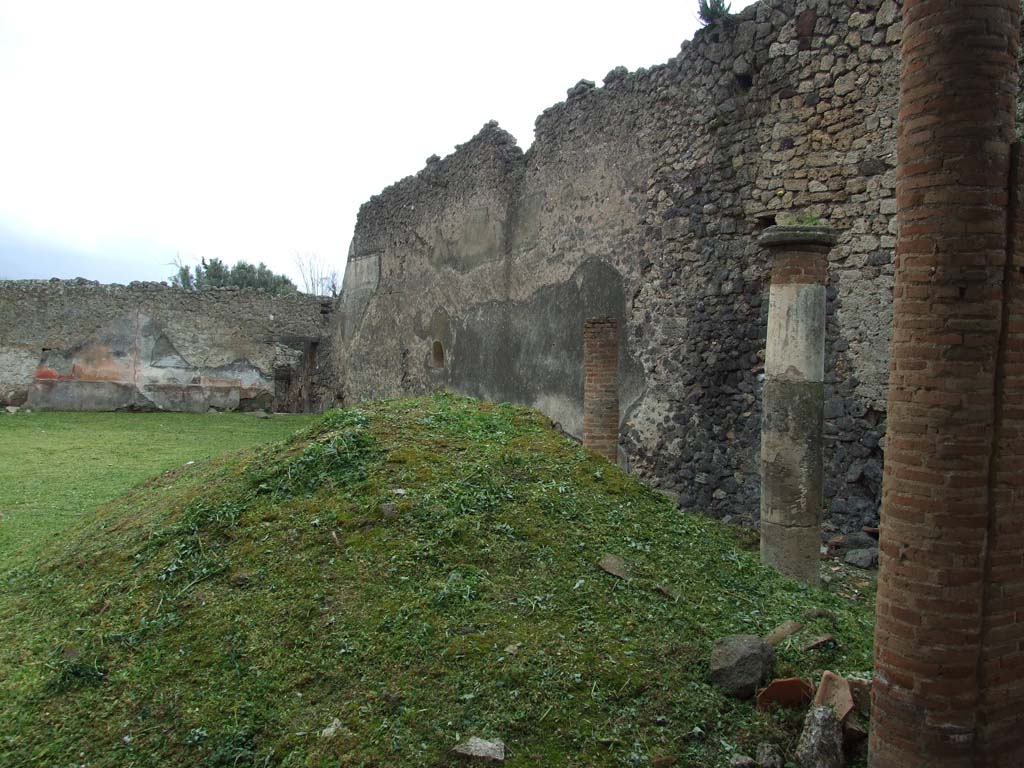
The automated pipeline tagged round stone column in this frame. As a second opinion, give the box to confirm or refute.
[758,225,837,586]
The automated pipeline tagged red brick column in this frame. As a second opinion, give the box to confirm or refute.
[583,317,619,463]
[870,2,1022,766]
[978,143,1024,766]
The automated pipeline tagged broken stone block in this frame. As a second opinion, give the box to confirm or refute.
[452,737,505,762]
[597,554,631,580]
[795,706,844,768]
[844,548,878,569]
[729,755,756,768]
[764,619,804,646]
[709,634,775,699]
[827,531,875,553]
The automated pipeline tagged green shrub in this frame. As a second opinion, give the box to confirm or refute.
[698,0,731,25]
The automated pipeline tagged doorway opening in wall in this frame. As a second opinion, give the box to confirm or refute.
[302,340,319,413]
[431,340,445,368]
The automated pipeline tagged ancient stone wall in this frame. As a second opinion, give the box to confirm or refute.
[0,279,333,412]
[332,0,902,531]
[334,0,902,531]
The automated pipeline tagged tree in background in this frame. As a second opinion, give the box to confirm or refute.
[170,258,195,290]
[698,0,731,25]
[294,253,341,297]
[169,257,297,295]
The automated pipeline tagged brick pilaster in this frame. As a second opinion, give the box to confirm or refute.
[583,317,619,463]
[870,2,1023,766]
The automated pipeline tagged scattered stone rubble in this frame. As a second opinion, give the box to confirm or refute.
[709,634,776,699]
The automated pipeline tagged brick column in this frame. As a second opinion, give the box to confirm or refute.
[758,225,836,585]
[583,317,619,463]
[982,145,1024,766]
[870,2,1023,766]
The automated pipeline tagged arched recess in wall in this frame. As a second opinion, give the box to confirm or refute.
[423,307,452,375]
[450,257,643,440]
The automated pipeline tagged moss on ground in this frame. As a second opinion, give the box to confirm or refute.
[0,395,874,767]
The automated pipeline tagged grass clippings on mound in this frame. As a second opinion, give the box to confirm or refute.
[0,395,874,767]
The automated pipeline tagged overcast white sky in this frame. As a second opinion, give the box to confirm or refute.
[0,0,756,288]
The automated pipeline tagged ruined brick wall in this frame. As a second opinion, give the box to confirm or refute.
[334,0,902,531]
[0,279,333,412]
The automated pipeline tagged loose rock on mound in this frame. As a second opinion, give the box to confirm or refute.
[0,395,874,767]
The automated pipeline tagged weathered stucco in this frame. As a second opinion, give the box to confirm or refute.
[0,279,332,412]
[332,0,903,531]
[14,0,1006,535]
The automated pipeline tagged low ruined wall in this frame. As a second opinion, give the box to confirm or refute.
[0,279,333,412]
[334,0,902,533]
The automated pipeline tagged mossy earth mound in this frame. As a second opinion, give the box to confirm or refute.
[0,395,874,767]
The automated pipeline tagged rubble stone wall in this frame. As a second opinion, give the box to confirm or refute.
[0,279,332,412]
[334,0,904,532]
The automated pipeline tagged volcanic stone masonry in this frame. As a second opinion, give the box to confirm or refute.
[332,0,912,532]
[0,279,333,413]
[5,0,1024,536]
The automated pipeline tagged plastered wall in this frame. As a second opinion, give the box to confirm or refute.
[333,0,904,531]
[0,279,332,412]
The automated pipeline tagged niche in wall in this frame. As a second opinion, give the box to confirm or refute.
[431,340,445,368]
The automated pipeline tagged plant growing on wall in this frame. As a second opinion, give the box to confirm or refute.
[777,210,824,227]
[698,0,731,25]
[169,257,298,295]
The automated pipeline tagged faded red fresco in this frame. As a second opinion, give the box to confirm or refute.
[33,367,61,380]
[35,344,130,385]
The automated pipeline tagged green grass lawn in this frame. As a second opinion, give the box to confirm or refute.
[0,411,318,569]
[0,396,875,767]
